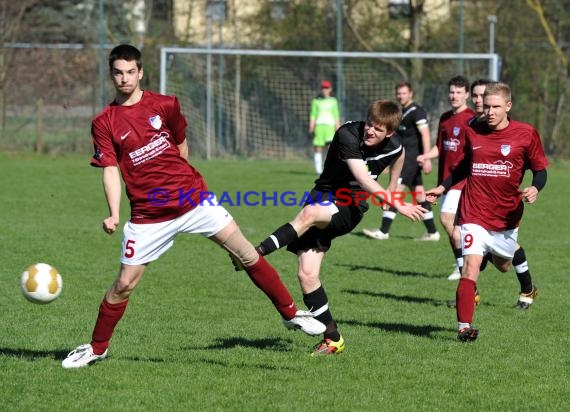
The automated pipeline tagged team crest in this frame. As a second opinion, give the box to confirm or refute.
[149,115,162,129]
[453,127,461,136]
[500,144,511,156]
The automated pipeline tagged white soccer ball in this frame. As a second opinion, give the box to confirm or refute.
[20,263,63,304]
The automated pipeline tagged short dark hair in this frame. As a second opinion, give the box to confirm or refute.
[108,44,142,72]
[395,81,412,92]
[448,75,470,91]
[470,78,492,94]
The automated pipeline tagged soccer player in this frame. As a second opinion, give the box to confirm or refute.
[362,81,439,241]
[309,80,341,174]
[417,75,475,280]
[61,44,325,368]
[464,79,540,310]
[426,82,548,341]
[253,100,426,355]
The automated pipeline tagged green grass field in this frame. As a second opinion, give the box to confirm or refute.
[1,152,568,411]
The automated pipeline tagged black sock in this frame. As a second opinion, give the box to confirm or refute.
[513,247,533,293]
[453,247,463,274]
[303,286,340,341]
[420,201,437,233]
[480,253,491,272]
[380,206,397,234]
[258,223,298,256]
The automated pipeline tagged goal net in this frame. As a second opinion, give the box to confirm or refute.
[160,48,499,159]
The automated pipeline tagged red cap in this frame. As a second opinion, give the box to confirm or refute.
[321,80,332,89]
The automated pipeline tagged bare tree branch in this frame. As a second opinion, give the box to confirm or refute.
[526,0,567,67]
[342,2,408,80]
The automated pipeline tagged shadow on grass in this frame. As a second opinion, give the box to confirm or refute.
[343,288,443,306]
[196,357,293,371]
[283,170,316,177]
[0,347,69,360]
[184,337,293,352]
[343,288,496,309]
[341,319,453,339]
[336,262,431,278]
[121,356,167,363]
[343,288,496,308]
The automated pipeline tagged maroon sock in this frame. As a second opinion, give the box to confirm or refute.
[456,278,476,324]
[245,254,297,319]
[91,298,129,355]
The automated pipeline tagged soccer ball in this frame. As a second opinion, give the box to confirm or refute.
[20,263,63,304]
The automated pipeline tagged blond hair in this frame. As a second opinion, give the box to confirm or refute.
[484,82,511,102]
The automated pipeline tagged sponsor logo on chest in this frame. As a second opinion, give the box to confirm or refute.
[471,160,513,177]
[128,132,171,166]
[443,138,460,152]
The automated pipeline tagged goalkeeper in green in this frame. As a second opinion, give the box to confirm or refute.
[309,80,341,174]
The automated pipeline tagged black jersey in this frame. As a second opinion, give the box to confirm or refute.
[314,121,403,198]
[398,102,429,152]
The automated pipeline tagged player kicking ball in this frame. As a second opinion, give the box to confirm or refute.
[61,44,324,368]
[237,100,426,355]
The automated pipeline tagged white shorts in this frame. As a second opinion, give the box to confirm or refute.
[120,196,233,265]
[440,189,461,214]
[460,223,518,259]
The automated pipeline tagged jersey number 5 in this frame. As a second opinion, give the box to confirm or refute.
[124,239,136,258]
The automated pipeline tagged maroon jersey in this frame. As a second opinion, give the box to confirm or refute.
[458,119,548,231]
[436,107,476,191]
[90,91,208,224]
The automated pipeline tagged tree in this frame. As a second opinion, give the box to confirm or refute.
[526,0,569,154]
[0,1,39,138]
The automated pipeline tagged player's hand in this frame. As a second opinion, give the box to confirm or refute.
[308,130,314,140]
[421,158,432,174]
[416,154,426,165]
[521,186,539,203]
[396,203,427,222]
[102,216,119,235]
[425,186,445,205]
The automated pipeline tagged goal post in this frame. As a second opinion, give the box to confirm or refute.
[160,47,500,160]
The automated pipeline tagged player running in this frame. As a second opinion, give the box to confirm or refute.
[426,82,548,341]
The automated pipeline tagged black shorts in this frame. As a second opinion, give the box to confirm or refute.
[287,190,368,254]
[399,150,423,187]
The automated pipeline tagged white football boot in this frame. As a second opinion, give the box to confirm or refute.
[282,310,326,336]
[62,344,107,369]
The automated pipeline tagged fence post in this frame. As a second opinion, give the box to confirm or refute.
[35,97,44,153]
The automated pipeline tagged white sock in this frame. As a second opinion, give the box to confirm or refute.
[456,257,464,268]
[458,322,470,331]
[314,152,323,174]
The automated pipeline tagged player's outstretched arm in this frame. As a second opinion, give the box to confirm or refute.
[346,158,426,222]
[425,185,445,205]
